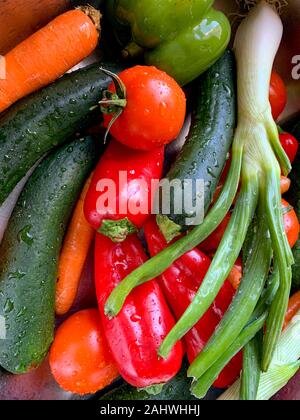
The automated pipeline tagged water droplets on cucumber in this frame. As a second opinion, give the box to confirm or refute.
[18,225,34,246]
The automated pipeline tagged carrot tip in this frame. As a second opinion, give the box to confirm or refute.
[78,6,102,33]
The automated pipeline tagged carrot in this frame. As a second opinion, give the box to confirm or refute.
[0,0,69,55]
[0,7,101,113]
[284,291,300,330]
[56,174,95,316]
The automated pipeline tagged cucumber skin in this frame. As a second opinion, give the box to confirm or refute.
[162,50,236,229]
[0,62,121,205]
[0,137,100,374]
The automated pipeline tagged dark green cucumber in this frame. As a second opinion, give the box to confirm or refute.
[158,50,236,242]
[0,136,100,374]
[0,61,122,205]
[100,363,196,401]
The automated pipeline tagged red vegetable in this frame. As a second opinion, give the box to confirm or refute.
[279,132,299,164]
[49,309,119,395]
[144,217,242,389]
[269,71,287,121]
[84,140,164,242]
[282,199,300,249]
[103,66,186,151]
[199,213,231,252]
[94,232,183,390]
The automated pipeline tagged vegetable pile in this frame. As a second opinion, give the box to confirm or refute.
[0,0,299,402]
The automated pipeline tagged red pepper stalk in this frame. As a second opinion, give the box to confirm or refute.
[84,139,164,242]
[94,232,183,393]
[144,217,242,388]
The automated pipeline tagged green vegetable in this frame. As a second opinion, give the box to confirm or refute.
[240,331,262,400]
[191,312,267,399]
[0,62,121,205]
[158,50,236,242]
[187,208,271,380]
[107,0,231,86]
[219,309,300,401]
[0,137,100,374]
[100,363,196,401]
[104,2,293,378]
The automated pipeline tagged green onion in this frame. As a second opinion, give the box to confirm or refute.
[219,310,300,400]
[240,331,263,400]
[187,207,271,379]
[191,312,267,400]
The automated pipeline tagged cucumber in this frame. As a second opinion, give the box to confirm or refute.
[158,50,236,242]
[100,363,197,401]
[0,61,121,205]
[0,136,100,374]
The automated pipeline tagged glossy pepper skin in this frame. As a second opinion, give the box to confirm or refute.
[108,0,231,86]
[94,232,183,389]
[84,140,164,242]
[144,217,242,388]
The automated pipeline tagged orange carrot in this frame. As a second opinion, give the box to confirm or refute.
[56,174,95,316]
[284,291,300,330]
[0,7,100,113]
[280,176,291,195]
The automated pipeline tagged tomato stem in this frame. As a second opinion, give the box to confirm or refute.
[99,68,127,143]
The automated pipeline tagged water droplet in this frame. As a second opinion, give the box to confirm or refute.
[18,225,34,246]
[130,314,141,323]
[4,298,14,313]
[8,270,26,280]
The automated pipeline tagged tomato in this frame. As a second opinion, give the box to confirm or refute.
[280,176,291,195]
[227,257,243,290]
[103,66,186,151]
[269,71,287,121]
[279,132,299,164]
[282,199,300,249]
[49,309,118,395]
[199,213,231,252]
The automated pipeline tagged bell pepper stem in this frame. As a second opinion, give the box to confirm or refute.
[99,218,137,243]
[122,41,145,59]
[156,215,182,243]
[159,175,259,360]
[104,143,243,318]
[138,383,165,396]
[187,202,271,379]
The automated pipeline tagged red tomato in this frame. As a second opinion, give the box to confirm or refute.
[49,309,119,395]
[227,257,243,290]
[199,213,231,252]
[269,71,287,121]
[103,66,186,151]
[280,132,299,164]
[282,199,300,248]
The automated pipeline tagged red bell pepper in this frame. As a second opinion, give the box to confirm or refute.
[84,139,164,242]
[144,216,243,389]
[94,232,183,391]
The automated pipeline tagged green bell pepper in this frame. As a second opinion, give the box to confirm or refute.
[108,0,231,86]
